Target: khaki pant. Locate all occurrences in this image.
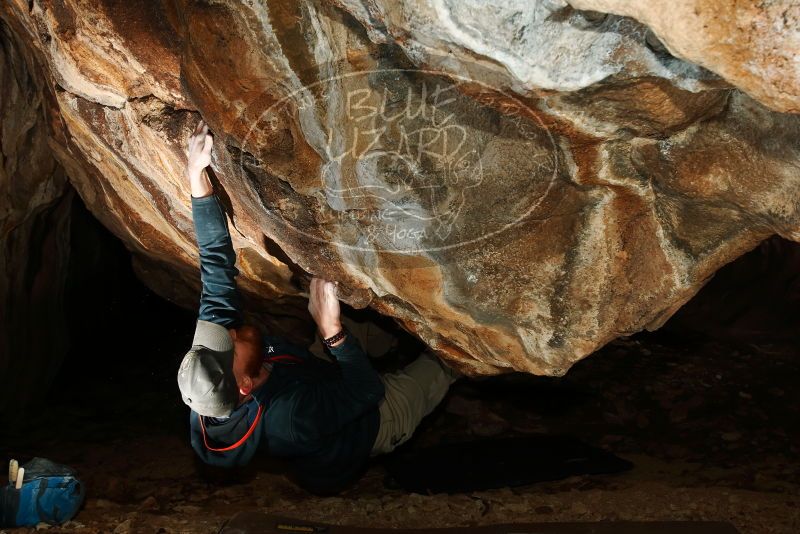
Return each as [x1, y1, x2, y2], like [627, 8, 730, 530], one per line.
[371, 353, 459, 455]
[309, 315, 459, 455]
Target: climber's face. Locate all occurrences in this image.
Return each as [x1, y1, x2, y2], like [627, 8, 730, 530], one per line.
[229, 325, 268, 398]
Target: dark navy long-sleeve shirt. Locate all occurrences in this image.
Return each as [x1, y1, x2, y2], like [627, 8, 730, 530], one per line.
[187, 194, 385, 494]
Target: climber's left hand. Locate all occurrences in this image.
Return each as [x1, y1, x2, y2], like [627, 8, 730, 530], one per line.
[187, 119, 214, 197]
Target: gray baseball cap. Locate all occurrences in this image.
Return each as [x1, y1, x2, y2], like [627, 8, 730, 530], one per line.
[177, 320, 239, 417]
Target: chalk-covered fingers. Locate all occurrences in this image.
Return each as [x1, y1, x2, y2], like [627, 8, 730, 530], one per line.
[308, 277, 342, 340]
[187, 119, 213, 180]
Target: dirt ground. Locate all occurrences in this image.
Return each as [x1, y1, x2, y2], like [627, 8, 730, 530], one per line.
[2, 327, 798, 534]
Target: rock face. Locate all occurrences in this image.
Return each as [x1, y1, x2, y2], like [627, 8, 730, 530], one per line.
[566, 0, 800, 114]
[1, 0, 799, 376]
[0, 18, 72, 413]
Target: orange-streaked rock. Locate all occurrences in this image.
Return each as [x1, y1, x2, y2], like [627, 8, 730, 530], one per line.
[1, 0, 798, 376]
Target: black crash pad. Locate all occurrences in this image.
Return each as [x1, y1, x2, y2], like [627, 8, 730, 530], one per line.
[219, 513, 740, 534]
[382, 434, 633, 494]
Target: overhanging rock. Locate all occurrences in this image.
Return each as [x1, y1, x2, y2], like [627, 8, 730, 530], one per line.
[1, 0, 798, 375]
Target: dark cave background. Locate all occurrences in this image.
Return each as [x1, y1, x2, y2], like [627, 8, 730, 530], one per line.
[0, 187, 195, 447]
[1, 186, 799, 499]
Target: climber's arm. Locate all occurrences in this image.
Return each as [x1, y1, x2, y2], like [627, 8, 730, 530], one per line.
[187, 120, 242, 328]
[265, 278, 384, 442]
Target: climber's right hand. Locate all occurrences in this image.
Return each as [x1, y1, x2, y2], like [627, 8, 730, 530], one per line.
[308, 277, 344, 346]
[187, 119, 214, 197]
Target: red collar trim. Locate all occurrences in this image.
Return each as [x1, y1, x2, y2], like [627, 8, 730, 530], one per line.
[200, 403, 264, 452]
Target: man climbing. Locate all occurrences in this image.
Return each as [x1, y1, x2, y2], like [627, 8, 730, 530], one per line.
[177, 120, 460, 494]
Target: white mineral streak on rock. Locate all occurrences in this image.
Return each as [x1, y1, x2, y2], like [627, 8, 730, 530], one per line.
[49, 36, 126, 109]
[432, 0, 622, 90]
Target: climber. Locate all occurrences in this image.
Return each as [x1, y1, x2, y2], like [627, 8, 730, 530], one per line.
[177, 119, 460, 494]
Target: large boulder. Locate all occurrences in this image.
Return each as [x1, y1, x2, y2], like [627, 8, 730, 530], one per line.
[1, 0, 798, 376]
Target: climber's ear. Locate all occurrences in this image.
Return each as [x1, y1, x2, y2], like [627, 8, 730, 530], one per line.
[238, 375, 253, 396]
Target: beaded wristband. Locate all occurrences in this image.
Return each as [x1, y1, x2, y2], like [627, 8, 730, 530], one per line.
[322, 329, 347, 347]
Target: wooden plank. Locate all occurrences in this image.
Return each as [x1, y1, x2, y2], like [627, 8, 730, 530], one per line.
[220, 513, 740, 534]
